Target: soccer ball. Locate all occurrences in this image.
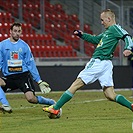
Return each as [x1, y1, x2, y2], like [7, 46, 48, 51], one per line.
[48, 108, 62, 119]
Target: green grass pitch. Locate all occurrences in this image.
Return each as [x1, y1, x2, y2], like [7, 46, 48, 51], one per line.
[0, 90, 133, 133]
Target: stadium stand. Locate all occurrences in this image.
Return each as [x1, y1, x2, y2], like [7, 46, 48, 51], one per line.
[0, 0, 122, 58]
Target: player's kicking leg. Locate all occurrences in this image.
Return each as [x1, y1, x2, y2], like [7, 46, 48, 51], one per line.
[43, 89, 73, 114]
[43, 78, 84, 114]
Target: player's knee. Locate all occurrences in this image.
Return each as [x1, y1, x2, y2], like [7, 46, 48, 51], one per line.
[27, 97, 37, 104]
[25, 92, 38, 104]
[0, 78, 6, 86]
[103, 86, 116, 101]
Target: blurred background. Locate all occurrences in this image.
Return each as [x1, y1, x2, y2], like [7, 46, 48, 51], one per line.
[0, 0, 132, 90]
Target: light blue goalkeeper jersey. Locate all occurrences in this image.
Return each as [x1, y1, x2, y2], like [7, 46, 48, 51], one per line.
[0, 38, 41, 82]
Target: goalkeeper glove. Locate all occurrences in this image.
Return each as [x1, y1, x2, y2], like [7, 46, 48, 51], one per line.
[73, 30, 83, 37]
[38, 81, 51, 94]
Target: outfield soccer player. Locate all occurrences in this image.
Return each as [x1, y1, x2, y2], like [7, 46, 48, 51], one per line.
[43, 9, 133, 115]
[0, 22, 55, 113]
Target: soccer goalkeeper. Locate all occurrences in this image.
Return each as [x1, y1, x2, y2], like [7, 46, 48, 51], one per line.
[43, 9, 133, 115]
[0, 22, 55, 113]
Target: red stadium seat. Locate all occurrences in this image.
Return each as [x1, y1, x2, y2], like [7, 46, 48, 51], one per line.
[84, 42, 95, 56]
[0, 0, 93, 57]
[22, 23, 35, 34]
[64, 35, 80, 50]
[114, 45, 120, 57]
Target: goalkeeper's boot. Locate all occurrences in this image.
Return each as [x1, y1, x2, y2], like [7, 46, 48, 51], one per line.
[43, 105, 60, 115]
[0, 104, 12, 114]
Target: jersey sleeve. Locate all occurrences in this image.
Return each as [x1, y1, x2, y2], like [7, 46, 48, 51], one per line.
[81, 33, 103, 45]
[24, 45, 41, 82]
[113, 25, 133, 50]
[123, 36, 133, 50]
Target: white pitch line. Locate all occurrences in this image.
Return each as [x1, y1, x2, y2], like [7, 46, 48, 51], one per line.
[69, 98, 107, 104]
[7, 94, 132, 110]
[13, 105, 37, 110]
[11, 99, 107, 110]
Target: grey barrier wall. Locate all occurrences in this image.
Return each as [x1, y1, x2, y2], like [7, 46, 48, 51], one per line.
[4, 66, 132, 93]
[37, 66, 132, 91]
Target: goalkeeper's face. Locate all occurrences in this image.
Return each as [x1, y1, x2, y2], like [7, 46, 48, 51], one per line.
[10, 26, 22, 42]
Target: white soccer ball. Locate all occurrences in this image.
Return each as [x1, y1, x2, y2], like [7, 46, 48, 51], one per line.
[48, 108, 62, 119]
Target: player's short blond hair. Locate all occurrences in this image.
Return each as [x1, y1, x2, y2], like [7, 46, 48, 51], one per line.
[101, 9, 115, 19]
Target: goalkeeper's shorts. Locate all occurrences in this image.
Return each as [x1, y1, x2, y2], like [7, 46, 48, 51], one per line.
[1, 71, 36, 94]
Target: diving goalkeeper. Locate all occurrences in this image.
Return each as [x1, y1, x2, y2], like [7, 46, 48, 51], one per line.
[0, 22, 55, 113]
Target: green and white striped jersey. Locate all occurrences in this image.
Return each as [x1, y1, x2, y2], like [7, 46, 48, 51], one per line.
[81, 24, 133, 60]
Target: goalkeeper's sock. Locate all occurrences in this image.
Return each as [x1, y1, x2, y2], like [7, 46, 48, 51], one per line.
[37, 96, 55, 105]
[0, 87, 10, 106]
[53, 90, 73, 110]
[115, 94, 132, 110]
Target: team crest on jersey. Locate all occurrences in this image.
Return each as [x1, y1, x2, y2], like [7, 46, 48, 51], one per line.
[11, 51, 19, 60]
[97, 39, 103, 47]
[8, 51, 22, 72]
